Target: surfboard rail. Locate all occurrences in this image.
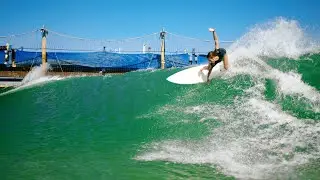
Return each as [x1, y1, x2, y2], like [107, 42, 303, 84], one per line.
[166, 64, 223, 84]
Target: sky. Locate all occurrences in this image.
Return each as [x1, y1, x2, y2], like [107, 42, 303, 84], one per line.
[1, 0, 320, 41]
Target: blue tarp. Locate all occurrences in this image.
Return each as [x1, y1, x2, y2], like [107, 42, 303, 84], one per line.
[0, 51, 208, 69]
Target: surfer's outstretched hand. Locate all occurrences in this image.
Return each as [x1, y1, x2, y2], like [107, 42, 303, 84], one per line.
[209, 28, 215, 32]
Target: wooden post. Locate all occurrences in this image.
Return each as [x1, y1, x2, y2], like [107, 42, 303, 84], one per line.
[41, 26, 48, 68]
[160, 29, 166, 69]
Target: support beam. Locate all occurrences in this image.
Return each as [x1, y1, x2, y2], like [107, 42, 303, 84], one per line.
[41, 26, 48, 67]
[160, 29, 166, 69]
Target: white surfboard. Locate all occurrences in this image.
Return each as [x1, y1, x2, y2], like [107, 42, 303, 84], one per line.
[167, 64, 223, 84]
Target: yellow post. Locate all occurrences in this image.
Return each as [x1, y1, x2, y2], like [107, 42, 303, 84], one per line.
[160, 29, 166, 69]
[41, 26, 48, 68]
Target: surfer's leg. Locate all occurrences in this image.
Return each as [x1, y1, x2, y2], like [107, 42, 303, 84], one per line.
[223, 54, 229, 70]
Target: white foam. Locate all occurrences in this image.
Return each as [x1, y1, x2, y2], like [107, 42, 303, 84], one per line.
[228, 17, 318, 59]
[225, 17, 320, 111]
[136, 97, 320, 179]
[0, 76, 64, 96]
[20, 76, 64, 88]
[0, 64, 64, 96]
[21, 64, 50, 84]
[265, 70, 320, 112]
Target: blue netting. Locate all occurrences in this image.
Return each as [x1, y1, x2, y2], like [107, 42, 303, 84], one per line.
[0, 51, 209, 70]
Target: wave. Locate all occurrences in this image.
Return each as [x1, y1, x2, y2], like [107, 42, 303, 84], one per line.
[136, 18, 320, 179]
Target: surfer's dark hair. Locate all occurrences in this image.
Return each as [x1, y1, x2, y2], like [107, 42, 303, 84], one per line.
[207, 51, 217, 59]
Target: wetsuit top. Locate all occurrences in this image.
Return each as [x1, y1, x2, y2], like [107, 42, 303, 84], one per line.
[215, 48, 227, 61]
[209, 48, 227, 66]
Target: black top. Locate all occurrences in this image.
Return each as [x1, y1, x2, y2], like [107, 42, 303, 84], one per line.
[215, 48, 227, 61]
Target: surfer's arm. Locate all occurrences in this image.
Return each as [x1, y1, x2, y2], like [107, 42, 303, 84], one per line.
[209, 28, 219, 50]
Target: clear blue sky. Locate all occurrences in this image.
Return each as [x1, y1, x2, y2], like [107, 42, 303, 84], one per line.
[2, 0, 320, 41]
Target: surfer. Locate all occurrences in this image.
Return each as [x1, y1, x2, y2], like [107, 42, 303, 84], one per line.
[200, 28, 229, 83]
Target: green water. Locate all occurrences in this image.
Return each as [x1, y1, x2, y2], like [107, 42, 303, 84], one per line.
[0, 54, 319, 180]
